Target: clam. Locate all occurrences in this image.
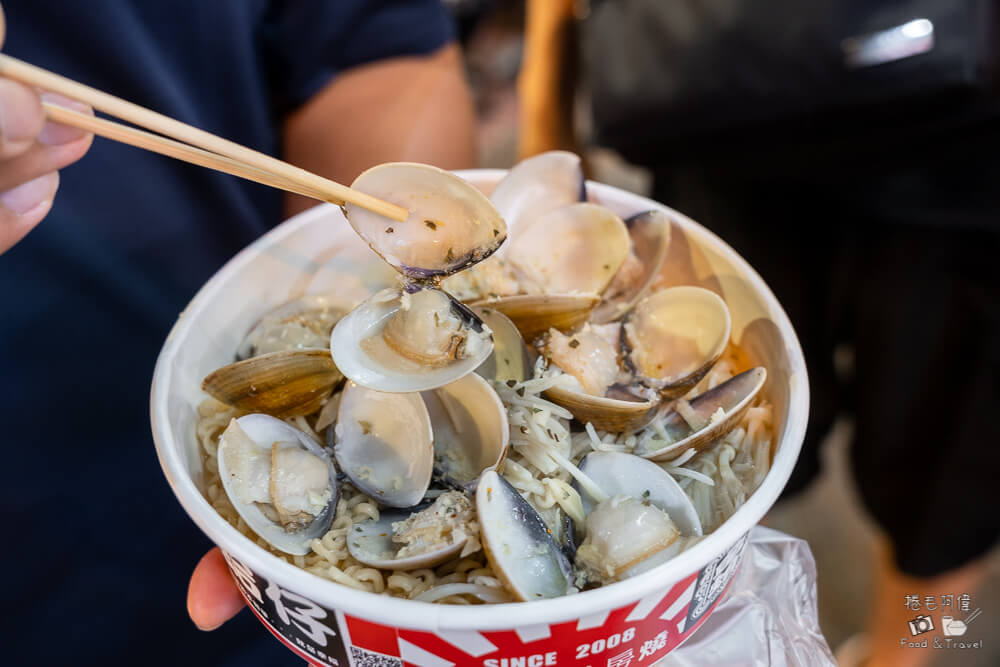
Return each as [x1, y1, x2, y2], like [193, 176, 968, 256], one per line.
[330, 285, 493, 393]
[577, 452, 702, 535]
[347, 491, 477, 570]
[333, 382, 434, 507]
[506, 203, 630, 296]
[541, 324, 657, 433]
[344, 162, 507, 279]
[473, 306, 532, 383]
[217, 414, 338, 556]
[537, 286, 733, 431]
[636, 367, 767, 461]
[489, 150, 584, 245]
[477, 470, 573, 600]
[622, 286, 732, 399]
[237, 294, 355, 360]
[460, 203, 629, 340]
[423, 373, 510, 491]
[202, 349, 343, 418]
[471, 293, 599, 343]
[573, 452, 702, 583]
[590, 210, 672, 324]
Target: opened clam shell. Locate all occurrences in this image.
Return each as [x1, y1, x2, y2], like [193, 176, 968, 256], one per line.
[622, 286, 732, 399]
[218, 414, 338, 556]
[345, 163, 507, 278]
[591, 210, 672, 324]
[507, 203, 630, 297]
[330, 286, 493, 393]
[333, 382, 434, 508]
[470, 293, 598, 341]
[577, 452, 702, 536]
[636, 367, 767, 460]
[572, 453, 701, 582]
[236, 294, 355, 360]
[477, 470, 573, 601]
[202, 349, 343, 418]
[490, 150, 584, 247]
[423, 373, 510, 491]
[473, 306, 532, 383]
[347, 492, 475, 571]
[539, 325, 657, 433]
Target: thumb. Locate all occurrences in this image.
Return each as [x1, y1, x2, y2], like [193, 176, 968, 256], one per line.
[187, 547, 247, 631]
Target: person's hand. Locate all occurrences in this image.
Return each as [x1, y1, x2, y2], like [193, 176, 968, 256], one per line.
[188, 547, 247, 631]
[0, 4, 93, 254]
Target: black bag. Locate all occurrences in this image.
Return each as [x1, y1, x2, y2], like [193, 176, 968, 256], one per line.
[581, 0, 1000, 160]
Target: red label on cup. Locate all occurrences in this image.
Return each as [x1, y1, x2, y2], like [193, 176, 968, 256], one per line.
[226, 532, 749, 667]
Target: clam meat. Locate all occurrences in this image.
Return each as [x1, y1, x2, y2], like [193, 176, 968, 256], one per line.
[572, 452, 702, 584]
[622, 286, 731, 399]
[330, 286, 493, 393]
[348, 491, 479, 570]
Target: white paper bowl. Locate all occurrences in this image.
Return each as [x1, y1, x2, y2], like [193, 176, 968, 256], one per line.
[151, 170, 808, 666]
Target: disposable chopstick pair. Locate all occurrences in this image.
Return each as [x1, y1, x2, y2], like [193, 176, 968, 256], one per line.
[0, 54, 409, 221]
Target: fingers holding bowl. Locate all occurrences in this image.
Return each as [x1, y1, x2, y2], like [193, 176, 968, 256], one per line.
[187, 547, 247, 632]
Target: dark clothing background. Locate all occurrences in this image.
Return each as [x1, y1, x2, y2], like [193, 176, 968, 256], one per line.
[0, 1, 452, 664]
[585, 0, 1000, 577]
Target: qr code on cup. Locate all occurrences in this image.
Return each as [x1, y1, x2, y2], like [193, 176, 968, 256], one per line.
[349, 646, 403, 667]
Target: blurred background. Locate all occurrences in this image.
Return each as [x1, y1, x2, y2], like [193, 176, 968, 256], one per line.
[446, 0, 999, 665]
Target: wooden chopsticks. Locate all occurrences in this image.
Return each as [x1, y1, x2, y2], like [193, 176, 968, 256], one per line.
[0, 54, 409, 221]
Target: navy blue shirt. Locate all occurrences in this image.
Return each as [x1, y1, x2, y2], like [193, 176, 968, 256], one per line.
[0, 2, 452, 664]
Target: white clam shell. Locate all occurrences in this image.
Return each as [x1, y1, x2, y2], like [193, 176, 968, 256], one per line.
[217, 414, 338, 556]
[345, 162, 507, 278]
[346, 505, 467, 571]
[477, 470, 573, 601]
[423, 373, 510, 491]
[577, 451, 702, 537]
[333, 382, 433, 508]
[508, 203, 630, 297]
[490, 151, 584, 250]
[623, 286, 732, 398]
[330, 286, 494, 393]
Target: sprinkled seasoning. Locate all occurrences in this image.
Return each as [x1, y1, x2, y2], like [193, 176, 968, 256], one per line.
[424, 220, 438, 230]
[569, 339, 580, 348]
[385, 227, 394, 233]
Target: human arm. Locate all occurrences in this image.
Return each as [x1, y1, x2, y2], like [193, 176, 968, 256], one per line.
[282, 43, 476, 217]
